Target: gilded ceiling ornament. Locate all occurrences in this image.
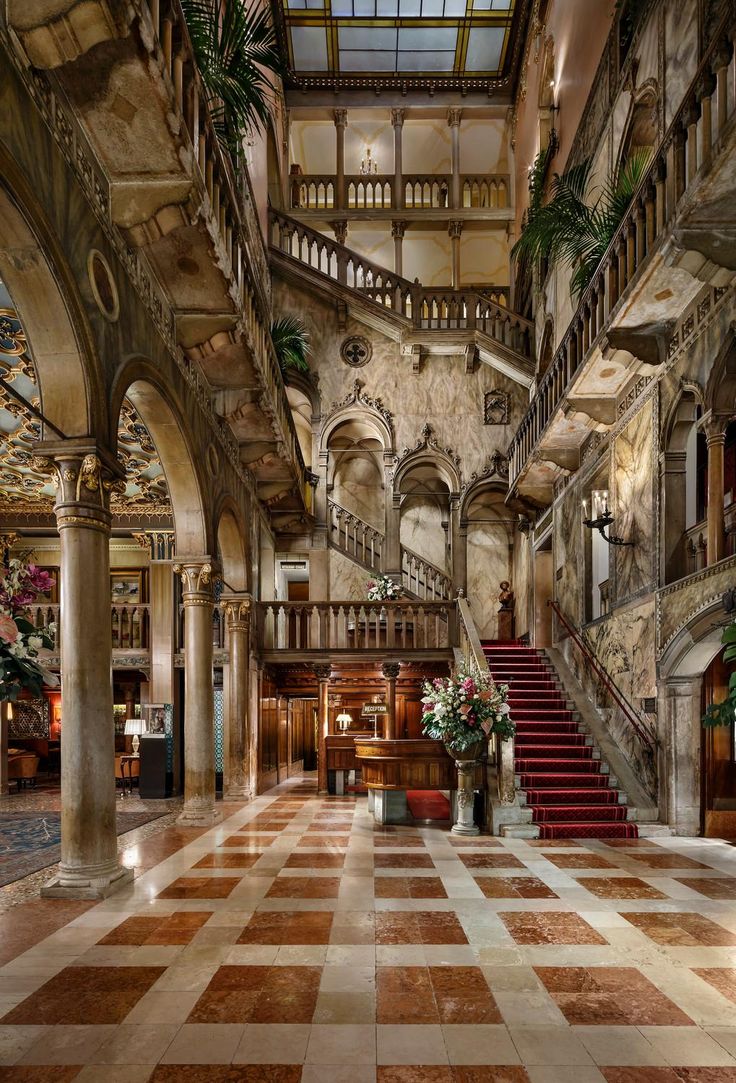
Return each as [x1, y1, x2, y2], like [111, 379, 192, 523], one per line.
[0, 309, 27, 356]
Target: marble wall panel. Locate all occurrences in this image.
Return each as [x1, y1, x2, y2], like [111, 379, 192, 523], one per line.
[664, 1, 699, 130]
[400, 496, 449, 572]
[330, 547, 371, 601]
[554, 483, 583, 625]
[467, 521, 512, 639]
[614, 399, 655, 600]
[332, 450, 385, 530]
[273, 277, 528, 485]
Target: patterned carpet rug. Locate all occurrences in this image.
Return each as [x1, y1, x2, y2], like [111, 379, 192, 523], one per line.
[0, 807, 169, 887]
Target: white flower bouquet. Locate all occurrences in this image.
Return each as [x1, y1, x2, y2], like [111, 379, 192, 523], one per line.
[366, 575, 402, 601]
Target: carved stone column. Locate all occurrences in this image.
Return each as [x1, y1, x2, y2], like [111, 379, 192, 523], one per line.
[706, 422, 726, 565]
[382, 661, 401, 741]
[334, 108, 348, 211]
[315, 664, 332, 794]
[174, 559, 221, 826]
[391, 107, 405, 210]
[449, 220, 463, 289]
[392, 220, 406, 277]
[35, 443, 133, 899]
[224, 595, 252, 800]
[447, 108, 462, 210]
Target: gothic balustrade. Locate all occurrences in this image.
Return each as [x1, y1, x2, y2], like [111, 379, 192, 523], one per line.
[289, 172, 509, 213]
[258, 601, 452, 653]
[25, 603, 151, 652]
[508, 13, 736, 494]
[400, 549, 452, 602]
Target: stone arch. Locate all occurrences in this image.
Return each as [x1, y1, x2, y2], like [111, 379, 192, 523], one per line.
[618, 81, 659, 169]
[215, 498, 249, 593]
[319, 379, 394, 458]
[0, 166, 102, 439]
[661, 383, 707, 584]
[393, 425, 462, 498]
[110, 360, 210, 555]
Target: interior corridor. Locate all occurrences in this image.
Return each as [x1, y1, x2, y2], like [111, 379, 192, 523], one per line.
[1, 781, 736, 1079]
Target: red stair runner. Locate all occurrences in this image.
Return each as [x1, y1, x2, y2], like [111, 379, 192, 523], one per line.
[483, 643, 638, 840]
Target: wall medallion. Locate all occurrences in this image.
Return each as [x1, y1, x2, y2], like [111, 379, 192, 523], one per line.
[484, 390, 509, 425]
[87, 249, 120, 322]
[340, 335, 372, 368]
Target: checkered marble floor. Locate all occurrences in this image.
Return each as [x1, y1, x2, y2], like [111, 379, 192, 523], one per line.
[1, 778, 736, 1082]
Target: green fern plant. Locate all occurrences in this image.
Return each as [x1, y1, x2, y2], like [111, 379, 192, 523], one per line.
[271, 316, 311, 375]
[702, 621, 736, 727]
[512, 149, 651, 301]
[181, 0, 284, 152]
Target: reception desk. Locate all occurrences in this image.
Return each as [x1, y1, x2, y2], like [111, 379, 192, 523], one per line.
[354, 738, 485, 823]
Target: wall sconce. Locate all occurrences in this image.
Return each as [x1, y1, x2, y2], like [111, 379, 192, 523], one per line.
[336, 712, 353, 732]
[582, 489, 633, 547]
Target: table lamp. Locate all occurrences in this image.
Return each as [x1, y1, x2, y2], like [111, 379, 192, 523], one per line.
[336, 712, 352, 732]
[124, 717, 147, 755]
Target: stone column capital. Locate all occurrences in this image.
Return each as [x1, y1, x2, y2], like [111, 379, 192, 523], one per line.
[382, 661, 401, 680]
[333, 108, 348, 128]
[314, 664, 333, 682]
[705, 417, 728, 444]
[223, 595, 252, 628]
[33, 439, 124, 532]
[331, 219, 348, 245]
[390, 108, 406, 128]
[173, 558, 217, 600]
[448, 220, 463, 239]
[447, 107, 463, 128]
[391, 220, 407, 238]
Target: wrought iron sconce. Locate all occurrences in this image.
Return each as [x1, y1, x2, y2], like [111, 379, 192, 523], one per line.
[582, 489, 634, 547]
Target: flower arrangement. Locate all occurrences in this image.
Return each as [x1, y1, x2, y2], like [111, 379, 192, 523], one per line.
[421, 666, 514, 753]
[0, 559, 58, 701]
[366, 574, 402, 601]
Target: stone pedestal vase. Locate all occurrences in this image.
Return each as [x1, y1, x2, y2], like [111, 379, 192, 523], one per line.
[447, 739, 483, 836]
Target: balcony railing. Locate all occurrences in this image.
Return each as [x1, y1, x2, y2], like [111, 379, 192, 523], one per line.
[270, 210, 531, 358]
[26, 603, 151, 651]
[290, 172, 510, 213]
[508, 12, 736, 490]
[258, 601, 453, 652]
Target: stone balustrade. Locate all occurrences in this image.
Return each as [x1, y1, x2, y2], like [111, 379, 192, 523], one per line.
[270, 209, 531, 359]
[508, 11, 736, 494]
[258, 601, 453, 653]
[26, 603, 151, 651]
[290, 172, 509, 213]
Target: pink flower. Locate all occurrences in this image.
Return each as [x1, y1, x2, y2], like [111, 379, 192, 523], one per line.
[460, 704, 471, 716]
[28, 565, 55, 593]
[0, 614, 19, 643]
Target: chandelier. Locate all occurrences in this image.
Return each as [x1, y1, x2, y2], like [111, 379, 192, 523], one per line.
[360, 147, 378, 175]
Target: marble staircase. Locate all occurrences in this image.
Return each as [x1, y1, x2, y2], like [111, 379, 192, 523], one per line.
[484, 643, 639, 840]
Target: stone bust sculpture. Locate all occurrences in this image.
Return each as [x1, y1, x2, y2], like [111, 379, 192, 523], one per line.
[498, 580, 514, 611]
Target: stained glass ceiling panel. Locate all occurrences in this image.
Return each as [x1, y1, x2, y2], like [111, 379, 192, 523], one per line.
[274, 0, 529, 89]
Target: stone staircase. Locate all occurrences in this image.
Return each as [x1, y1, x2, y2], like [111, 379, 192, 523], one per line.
[484, 643, 639, 840]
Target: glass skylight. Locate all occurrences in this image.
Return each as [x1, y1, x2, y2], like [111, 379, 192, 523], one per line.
[278, 0, 519, 80]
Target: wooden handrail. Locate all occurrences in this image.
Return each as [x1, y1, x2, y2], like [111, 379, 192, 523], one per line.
[548, 600, 656, 752]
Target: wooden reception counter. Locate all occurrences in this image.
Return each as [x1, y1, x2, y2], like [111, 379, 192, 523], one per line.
[354, 738, 485, 791]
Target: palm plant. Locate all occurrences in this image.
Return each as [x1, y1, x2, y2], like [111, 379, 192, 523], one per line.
[512, 149, 651, 301]
[271, 316, 311, 376]
[181, 0, 284, 153]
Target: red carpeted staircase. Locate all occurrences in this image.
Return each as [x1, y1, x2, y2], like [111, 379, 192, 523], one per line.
[483, 642, 638, 840]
